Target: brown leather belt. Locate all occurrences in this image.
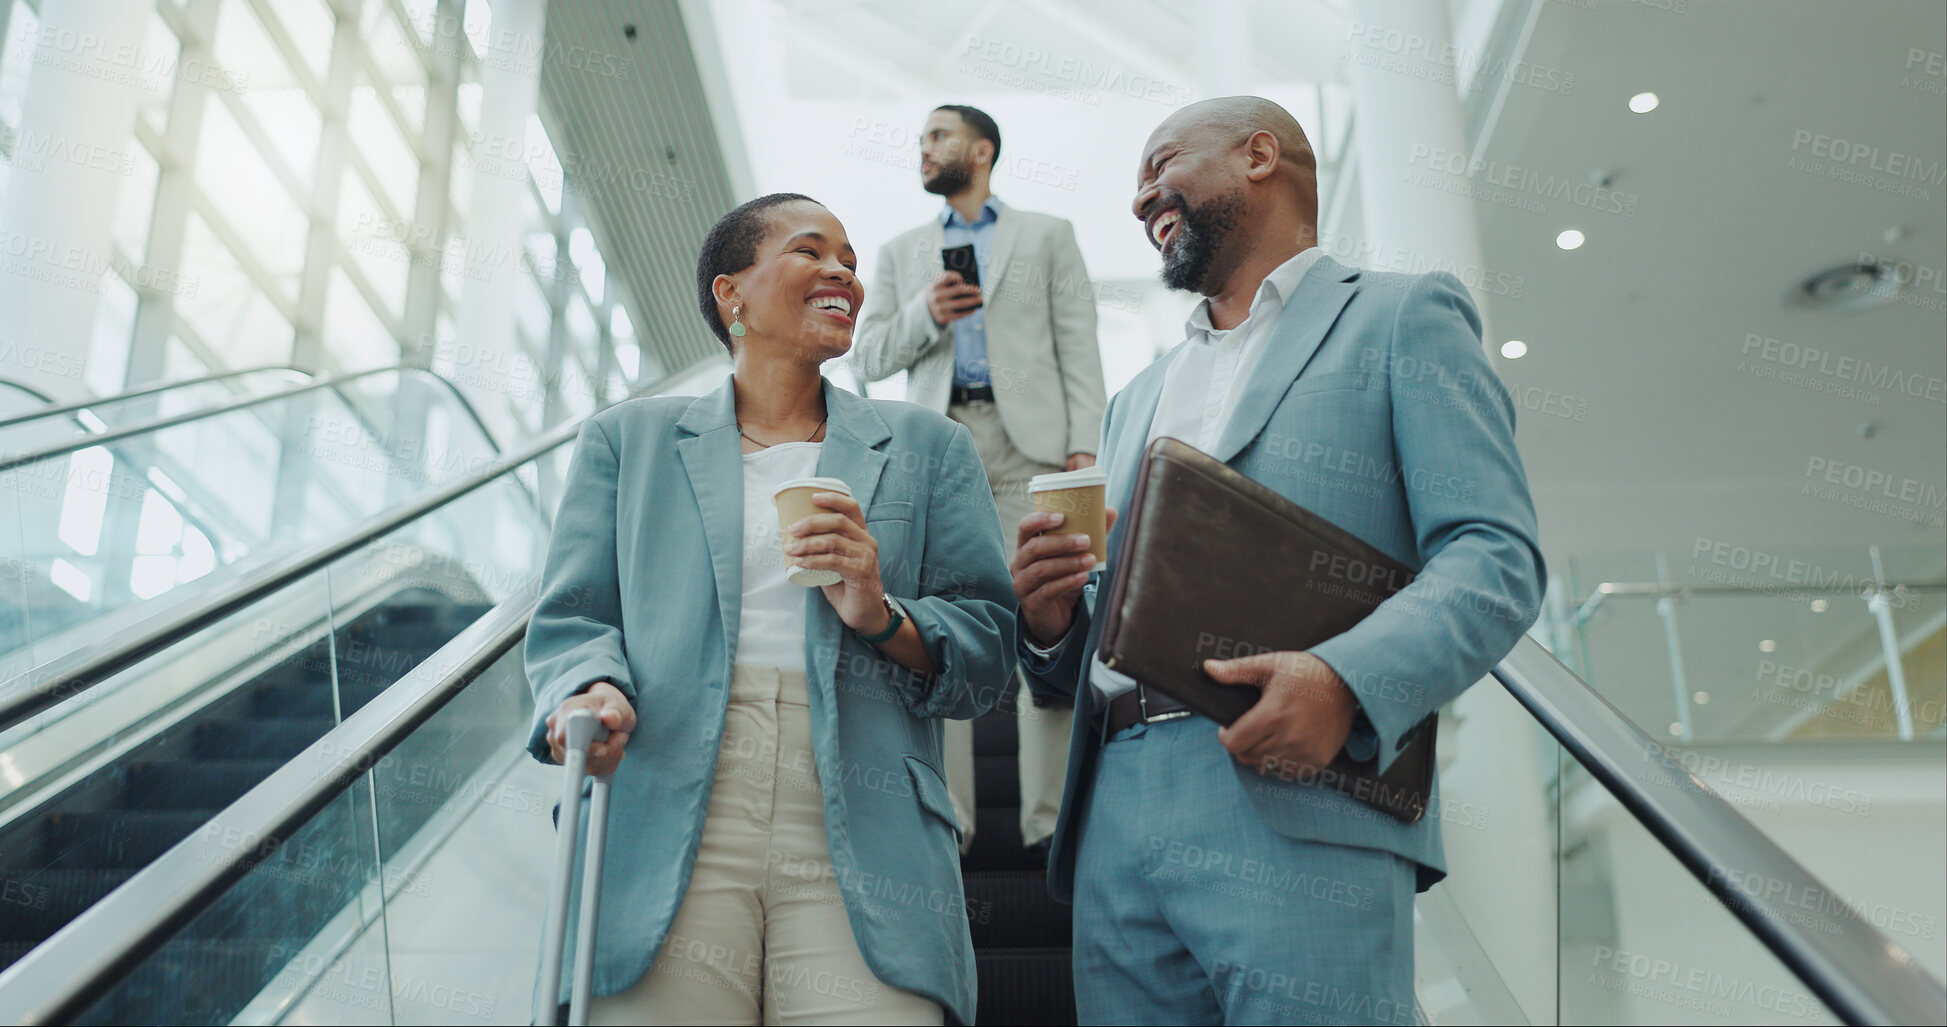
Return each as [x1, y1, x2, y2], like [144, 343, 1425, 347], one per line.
[1101, 685, 1193, 737]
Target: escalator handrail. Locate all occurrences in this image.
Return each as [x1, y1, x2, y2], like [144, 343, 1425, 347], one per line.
[1493, 634, 1947, 1027]
[0, 366, 399, 475]
[0, 364, 311, 431]
[0, 365, 694, 735]
[0, 595, 536, 1025]
[0, 363, 511, 476]
[0, 378, 57, 405]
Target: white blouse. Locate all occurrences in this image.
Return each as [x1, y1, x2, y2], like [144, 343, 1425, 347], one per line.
[736, 442, 824, 672]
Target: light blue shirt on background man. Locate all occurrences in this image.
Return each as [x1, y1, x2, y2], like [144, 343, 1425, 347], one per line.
[941, 197, 1002, 388]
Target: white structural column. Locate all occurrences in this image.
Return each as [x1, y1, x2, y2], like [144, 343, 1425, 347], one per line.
[452, 0, 547, 434]
[1344, 0, 1492, 332]
[0, 0, 157, 400]
[1346, 4, 1539, 1018]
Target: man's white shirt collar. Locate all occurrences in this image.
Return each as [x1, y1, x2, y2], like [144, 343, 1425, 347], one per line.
[1183, 246, 1325, 343]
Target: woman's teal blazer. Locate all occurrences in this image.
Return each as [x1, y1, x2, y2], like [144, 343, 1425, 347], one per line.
[525, 373, 1017, 1024]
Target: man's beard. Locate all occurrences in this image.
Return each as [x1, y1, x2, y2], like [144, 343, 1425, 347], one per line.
[1158, 189, 1245, 294]
[923, 157, 974, 196]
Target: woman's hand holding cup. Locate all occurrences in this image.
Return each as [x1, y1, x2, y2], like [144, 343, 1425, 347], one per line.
[546, 681, 635, 776]
[784, 491, 890, 635]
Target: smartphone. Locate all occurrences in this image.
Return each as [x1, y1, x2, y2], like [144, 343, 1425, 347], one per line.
[941, 244, 981, 290]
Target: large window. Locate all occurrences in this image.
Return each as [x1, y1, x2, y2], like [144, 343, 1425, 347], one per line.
[0, 0, 646, 428]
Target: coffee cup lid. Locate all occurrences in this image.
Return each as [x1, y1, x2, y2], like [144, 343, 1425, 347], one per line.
[774, 476, 852, 499]
[1028, 466, 1108, 492]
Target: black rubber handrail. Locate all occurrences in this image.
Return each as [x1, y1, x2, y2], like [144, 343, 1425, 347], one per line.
[1493, 635, 1947, 1026]
[0, 365, 310, 431]
[0, 366, 692, 735]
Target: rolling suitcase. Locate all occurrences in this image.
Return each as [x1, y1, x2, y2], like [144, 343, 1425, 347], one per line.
[535, 709, 613, 1026]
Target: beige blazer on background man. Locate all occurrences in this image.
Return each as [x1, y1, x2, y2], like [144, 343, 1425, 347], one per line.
[852, 210, 1106, 465]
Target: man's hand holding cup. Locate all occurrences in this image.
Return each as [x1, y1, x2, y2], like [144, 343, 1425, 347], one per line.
[1011, 507, 1117, 647]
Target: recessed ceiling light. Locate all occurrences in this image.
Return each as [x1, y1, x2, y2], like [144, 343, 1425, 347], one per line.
[1629, 91, 1659, 114]
[1758, 639, 1777, 653]
[1668, 721, 1685, 737]
[1810, 598, 1829, 613]
[1500, 340, 1528, 359]
[1785, 261, 1899, 312]
[1693, 691, 1710, 705]
[1556, 229, 1585, 250]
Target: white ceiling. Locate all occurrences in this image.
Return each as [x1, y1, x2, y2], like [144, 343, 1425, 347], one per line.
[1475, 0, 1947, 566]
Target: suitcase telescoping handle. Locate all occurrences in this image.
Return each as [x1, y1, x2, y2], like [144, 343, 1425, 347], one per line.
[537, 708, 613, 1026]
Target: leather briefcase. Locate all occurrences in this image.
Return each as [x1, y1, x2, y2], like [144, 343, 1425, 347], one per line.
[1098, 437, 1437, 823]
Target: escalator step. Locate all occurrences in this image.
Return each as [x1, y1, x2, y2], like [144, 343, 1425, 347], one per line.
[965, 871, 1070, 948]
[191, 717, 335, 760]
[118, 759, 286, 809]
[243, 648, 333, 693]
[963, 806, 1036, 873]
[40, 810, 217, 869]
[973, 706, 1020, 758]
[0, 868, 135, 943]
[70, 938, 293, 1025]
[975, 948, 1076, 1027]
[246, 679, 337, 718]
[974, 753, 1021, 808]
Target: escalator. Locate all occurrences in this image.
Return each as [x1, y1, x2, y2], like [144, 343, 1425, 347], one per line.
[0, 366, 313, 456]
[0, 588, 491, 983]
[0, 361, 588, 1004]
[964, 700, 1076, 1024]
[0, 363, 522, 683]
[0, 362, 1941, 1025]
[0, 368, 313, 656]
[0, 359, 719, 1023]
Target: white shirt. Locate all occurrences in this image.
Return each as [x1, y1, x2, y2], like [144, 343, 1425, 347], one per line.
[1090, 247, 1325, 701]
[737, 442, 824, 672]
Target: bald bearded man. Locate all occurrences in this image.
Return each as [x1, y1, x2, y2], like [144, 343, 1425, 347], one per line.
[1008, 97, 1544, 1025]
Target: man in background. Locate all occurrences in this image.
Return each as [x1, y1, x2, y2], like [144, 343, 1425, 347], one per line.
[854, 104, 1107, 859]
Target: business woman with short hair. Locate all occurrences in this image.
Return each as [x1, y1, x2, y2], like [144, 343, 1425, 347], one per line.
[526, 193, 1016, 1025]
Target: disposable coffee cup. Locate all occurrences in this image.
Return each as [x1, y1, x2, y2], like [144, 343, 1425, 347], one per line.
[774, 476, 853, 587]
[1029, 467, 1109, 571]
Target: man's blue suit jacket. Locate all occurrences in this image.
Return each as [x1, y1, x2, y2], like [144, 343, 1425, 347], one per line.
[1023, 255, 1546, 900]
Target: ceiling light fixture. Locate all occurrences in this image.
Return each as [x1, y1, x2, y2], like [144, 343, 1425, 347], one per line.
[1785, 261, 1900, 312]
[1758, 639, 1777, 653]
[1629, 91, 1659, 114]
[1556, 229, 1585, 250]
[1500, 340, 1528, 359]
[1810, 599, 1829, 613]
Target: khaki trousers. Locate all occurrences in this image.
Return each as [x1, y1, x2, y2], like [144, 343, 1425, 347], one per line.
[590, 666, 942, 1026]
[945, 400, 1076, 850]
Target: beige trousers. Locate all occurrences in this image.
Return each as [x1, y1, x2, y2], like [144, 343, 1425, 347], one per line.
[945, 400, 1076, 850]
[590, 666, 942, 1026]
